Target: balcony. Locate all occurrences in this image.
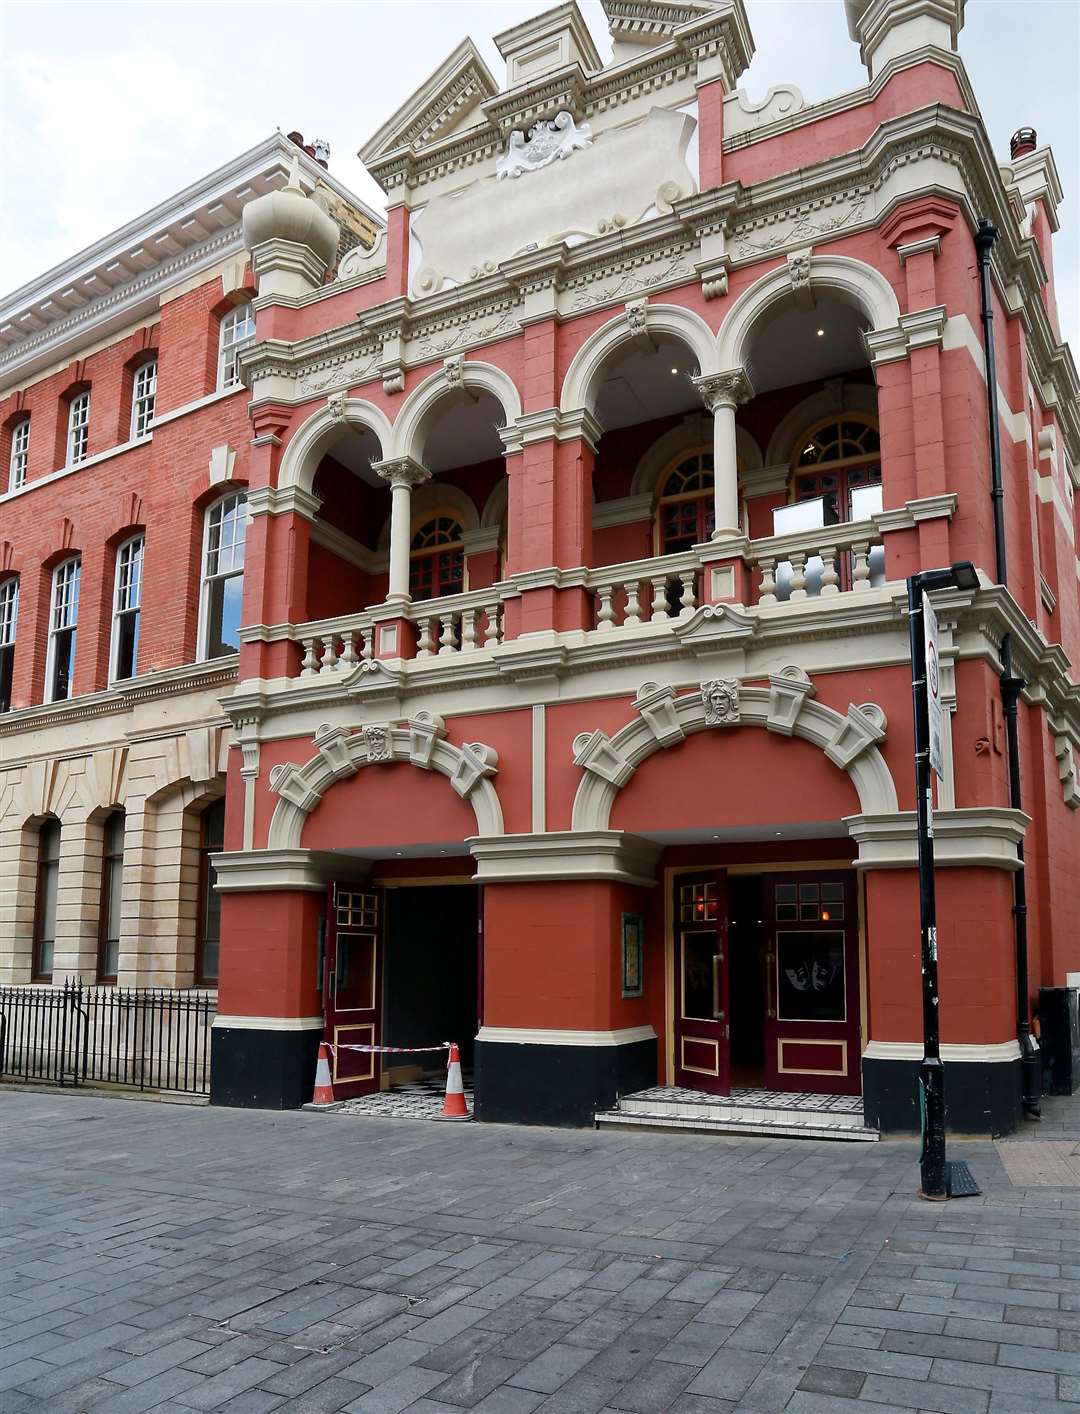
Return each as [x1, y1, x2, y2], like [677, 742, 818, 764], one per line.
[272, 493, 953, 684]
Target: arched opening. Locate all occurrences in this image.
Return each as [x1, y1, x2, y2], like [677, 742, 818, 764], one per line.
[408, 388, 506, 590]
[306, 420, 387, 620]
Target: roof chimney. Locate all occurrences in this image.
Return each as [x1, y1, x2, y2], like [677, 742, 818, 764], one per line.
[1010, 127, 1037, 159]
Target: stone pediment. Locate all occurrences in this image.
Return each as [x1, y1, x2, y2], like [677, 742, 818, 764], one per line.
[359, 40, 499, 165]
[411, 105, 696, 296]
[673, 601, 756, 652]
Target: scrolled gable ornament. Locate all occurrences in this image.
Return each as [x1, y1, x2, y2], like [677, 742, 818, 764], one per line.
[496, 111, 593, 181]
[701, 678, 740, 727]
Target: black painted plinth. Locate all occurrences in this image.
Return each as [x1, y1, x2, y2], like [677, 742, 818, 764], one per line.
[210, 1026, 321, 1110]
[474, 1037, 657, 1127]
[863, 1055, 1022, 1136]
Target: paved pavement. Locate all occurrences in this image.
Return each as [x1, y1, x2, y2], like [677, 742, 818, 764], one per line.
[1, 1090, 1080, 1414]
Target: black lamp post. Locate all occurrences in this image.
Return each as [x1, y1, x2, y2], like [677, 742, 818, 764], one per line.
[907, 561, 979, 1201]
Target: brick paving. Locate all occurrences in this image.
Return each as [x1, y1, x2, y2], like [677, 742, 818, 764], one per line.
[1, 1090, 1080, 1413]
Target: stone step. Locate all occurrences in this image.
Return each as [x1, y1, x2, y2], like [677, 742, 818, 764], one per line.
[595, 1099, 879, 1142]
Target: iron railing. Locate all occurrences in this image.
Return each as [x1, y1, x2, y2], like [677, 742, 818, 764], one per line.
[0, 981, 214, 1095]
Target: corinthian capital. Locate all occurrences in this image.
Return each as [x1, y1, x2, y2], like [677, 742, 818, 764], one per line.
[692, 367, 754, 411]
[372, 456, 431, 491]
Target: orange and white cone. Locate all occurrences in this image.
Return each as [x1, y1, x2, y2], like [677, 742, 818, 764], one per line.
[438, 1043, 471, 1121]
[304, 1041, 339, 1109]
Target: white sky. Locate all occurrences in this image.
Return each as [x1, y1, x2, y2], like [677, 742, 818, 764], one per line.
[0, 0, 1076, 346]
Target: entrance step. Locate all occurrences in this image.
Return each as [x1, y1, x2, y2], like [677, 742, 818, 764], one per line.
[595, 1085, 879, 1141]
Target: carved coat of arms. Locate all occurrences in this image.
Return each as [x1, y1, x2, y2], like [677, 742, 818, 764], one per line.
[496, 111, 593, 180]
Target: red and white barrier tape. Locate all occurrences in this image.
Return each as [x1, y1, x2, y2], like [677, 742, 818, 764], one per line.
[326, 1041, 452, 1055]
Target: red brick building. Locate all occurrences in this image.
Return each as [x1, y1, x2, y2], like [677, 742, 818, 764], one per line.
[3, 0, 1079, 1136]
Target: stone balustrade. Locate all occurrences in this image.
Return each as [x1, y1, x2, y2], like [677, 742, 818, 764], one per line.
[586, 553, 700, 631]
[747, 520, 887, 605]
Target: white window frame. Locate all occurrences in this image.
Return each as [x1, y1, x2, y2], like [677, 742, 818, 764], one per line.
[45, 557, 80, 703]
[130, 361, 157, 440]
[198, 493, 248, 660]
[8, 418, 29, 491]
[218, 304, 255, 391]
[110, 536, 144, 682]
[0, 576, 18, 713]
[66, 391, 90, 466]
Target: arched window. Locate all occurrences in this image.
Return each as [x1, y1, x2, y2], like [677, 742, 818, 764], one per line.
[409, 515, 465, 601]
[8, 416, 29, 491]
[130, 360, 157, 439]
[0, 576, 17, 713]
[34, 819, 61, 981]
[97, 811, 125, 984]
[791, 415, 881, 524]
[197, 800, 225, 985]
[199, 493, 248, 659]
[218, 303, 255, 391]
[46, 556, 80, 703]
[111, 536, 143, 681]
[656, 449, 714, 555]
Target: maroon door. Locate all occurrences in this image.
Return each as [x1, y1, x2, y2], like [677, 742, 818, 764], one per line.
[673, 871, 731, 1095]
[323, 882, 383, 1099]
[764, 871, 861, 1095]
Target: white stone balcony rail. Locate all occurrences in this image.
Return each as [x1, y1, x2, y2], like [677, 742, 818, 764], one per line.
[586, 552, 700, 631]
[748, 518, 888, 604]
[409, 586, 505, 658]
[290, 585, 507, 677]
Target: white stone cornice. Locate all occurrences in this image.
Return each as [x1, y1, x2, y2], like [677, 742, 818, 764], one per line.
[863, 305, 946, 364]
[501, 406, 603, 455]
[846, 806, 1028, 871]
[896, 235, 942, 264]
[246, 484, 322, 522]
[469, 830, 661, 886]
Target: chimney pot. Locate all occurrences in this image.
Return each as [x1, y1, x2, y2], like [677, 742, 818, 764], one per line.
[1010, 127, 1037, 159]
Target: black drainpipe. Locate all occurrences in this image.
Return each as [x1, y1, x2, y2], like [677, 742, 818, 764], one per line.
[973, 217, 1041, 1120]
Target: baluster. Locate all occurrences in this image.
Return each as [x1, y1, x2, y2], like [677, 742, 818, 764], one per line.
[623, 580, 642, 628]
[788, 551, 809, 601]
[438, 613, 459, 655]
[339, 630, 359, 670]
[319, 635, 338, 673]
[461, 608, 478, 652]
[415, 616, 435, 658]
[360, 626, 374, 660]
[650, 576, 670, 622]
[596, 584, 615, 631]
[851, 542, 872, 591]
[484, 602, 501, 647]
[819, 546, 840, 597]
[757, 557, 778, 606]
[300, 637, 319, 677]
[679, 570, 697, 618]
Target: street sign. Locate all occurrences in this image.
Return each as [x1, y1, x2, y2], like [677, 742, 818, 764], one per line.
[923, 591, 943, 781]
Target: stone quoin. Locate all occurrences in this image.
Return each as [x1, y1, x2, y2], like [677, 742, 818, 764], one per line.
[1, 0, 1078, 1135]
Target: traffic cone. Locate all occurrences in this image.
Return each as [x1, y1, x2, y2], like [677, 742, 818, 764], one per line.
[303, 1041, 340, 1110]
[437, 1043, 471, 1121]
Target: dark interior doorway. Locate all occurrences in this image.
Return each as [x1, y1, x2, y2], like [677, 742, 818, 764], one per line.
[383, 885, 479, 1074]
[728, 874, 766, 1088]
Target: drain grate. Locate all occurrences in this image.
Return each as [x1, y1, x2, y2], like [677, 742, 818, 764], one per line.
[946, 1160, 981, 1198]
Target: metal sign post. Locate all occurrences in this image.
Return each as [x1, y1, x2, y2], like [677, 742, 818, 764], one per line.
[907, 562, 981, 1201]
[908, 576, 947, 1200]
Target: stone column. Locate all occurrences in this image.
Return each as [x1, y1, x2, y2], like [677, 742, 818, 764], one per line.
[374, 457, 431, 603]
[693, 369, 754, 541]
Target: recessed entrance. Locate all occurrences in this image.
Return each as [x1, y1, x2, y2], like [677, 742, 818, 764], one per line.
[323, 880, 479, 1099]
[672, 867, 861, 1098]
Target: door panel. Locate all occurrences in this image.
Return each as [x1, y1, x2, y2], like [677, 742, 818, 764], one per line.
[764, 872, 860, 1095]
[323, 883, 383, 1098]
[673, 872, 730, 1095]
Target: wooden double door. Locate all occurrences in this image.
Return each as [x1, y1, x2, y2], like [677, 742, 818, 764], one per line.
[673, 869, 861, 1096]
